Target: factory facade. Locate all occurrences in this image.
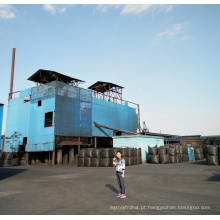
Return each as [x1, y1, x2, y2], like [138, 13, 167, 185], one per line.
[3, 69, 139, 165]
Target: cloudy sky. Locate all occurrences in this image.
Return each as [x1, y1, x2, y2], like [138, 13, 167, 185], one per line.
[0, 3, 220, 136]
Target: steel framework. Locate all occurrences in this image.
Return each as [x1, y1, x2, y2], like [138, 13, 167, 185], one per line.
[88, 81, 123, 104]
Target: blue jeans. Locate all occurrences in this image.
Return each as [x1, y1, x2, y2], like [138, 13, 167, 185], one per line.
[116, 171, 125, 194]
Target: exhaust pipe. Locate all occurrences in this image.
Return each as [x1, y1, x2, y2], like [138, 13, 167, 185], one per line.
[9, 48, 16, 101]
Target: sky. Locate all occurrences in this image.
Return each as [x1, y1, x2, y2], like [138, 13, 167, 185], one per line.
[0, 3, 220, 136]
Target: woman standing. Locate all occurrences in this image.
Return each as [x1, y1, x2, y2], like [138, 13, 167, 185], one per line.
[113, 150, 126, 198]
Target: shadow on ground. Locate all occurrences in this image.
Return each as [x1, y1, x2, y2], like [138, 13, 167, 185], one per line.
[0, 167, 28, 181]
[207, 173, 220, 182]
[189, 159, 207, 165]
[105, 184, 118, 194]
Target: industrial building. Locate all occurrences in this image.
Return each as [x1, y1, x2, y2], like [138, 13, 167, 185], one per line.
[4, 69, 140, 165]
[3, 50, 217, 166]
[180, 135, 220, 148]
[141, 132, 220, 148]
[113, 135, 164, 162]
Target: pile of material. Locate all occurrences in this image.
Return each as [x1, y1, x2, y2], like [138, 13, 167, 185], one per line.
[206, 145, 219, 166]
[148, 145, 190, 164]
[0, 152, 19, 167]
[194, 147, 205, 160]
[77, 147, 142, 167]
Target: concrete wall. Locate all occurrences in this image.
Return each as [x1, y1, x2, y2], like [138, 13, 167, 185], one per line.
[113, 135, 164, 162]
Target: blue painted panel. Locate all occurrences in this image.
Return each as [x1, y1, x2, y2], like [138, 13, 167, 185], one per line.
[27, 82, 55, 151]
[92, 98, 138, 137]
[55, 82, 92, 137]
[113, 135, 164, 162]
[27, 96, 55, 151]
[54, 82, 138, 137]
[0, 104, 4, 151]
[4, 84, 55, 152]
[4, 91, 31, 152]
[26, 143, 54, 152]
[187, 146, 193, 161]
[20, 88, 32, 97]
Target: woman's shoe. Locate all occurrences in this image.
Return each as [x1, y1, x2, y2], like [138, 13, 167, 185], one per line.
[117, 193, 122, 197]
[120, 194, 126, 198]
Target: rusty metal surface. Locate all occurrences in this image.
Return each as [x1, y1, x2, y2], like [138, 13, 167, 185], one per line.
[28, 69, 85, 86]
[55, 136, 92, 146]
[9, 48, 16, 101]
[88, 81, 123, 104]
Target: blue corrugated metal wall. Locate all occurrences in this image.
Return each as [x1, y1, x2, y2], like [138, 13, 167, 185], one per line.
[26, 82, 55, 152]
[0, 104, 4, 151]
[92, 98, 138, 137]
[4, 81, 138, 152]
[113, 135, 164, 162]
[54, 82, 138, 137]
[4, 89, 31, 152]
[55, 82, 92, 137]
[4, 83, 55, 152]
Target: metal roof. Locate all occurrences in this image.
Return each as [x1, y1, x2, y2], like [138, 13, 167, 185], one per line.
[200, 135, 220, 139]
[144, 132, 180, 137]
[27, 69, 85, 85]
[180, 135, 201, 137]
[88, 81, 124, 93]
[113, 134, 164, 139]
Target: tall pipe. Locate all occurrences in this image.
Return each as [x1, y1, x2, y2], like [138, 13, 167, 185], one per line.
[137, 104, 141, 133]
[9, 48, 16, 101]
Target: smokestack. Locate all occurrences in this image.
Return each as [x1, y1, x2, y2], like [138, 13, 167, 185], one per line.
[9, 48, 16, 101]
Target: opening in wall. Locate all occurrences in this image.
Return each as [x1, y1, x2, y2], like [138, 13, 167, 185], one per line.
[23, 137, 27, 145]
[18, 145, 25, 152]
[45, 112, 53, 127]
[114, 131, 122, 136]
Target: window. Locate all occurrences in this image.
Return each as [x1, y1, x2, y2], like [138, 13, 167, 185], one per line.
[23, 137, 27, 145]
[38, 100, 42, 106]
[44, 112, 53, 127]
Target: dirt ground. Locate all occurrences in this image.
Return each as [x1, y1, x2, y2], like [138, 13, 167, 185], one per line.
[0, 159, 220, 215]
